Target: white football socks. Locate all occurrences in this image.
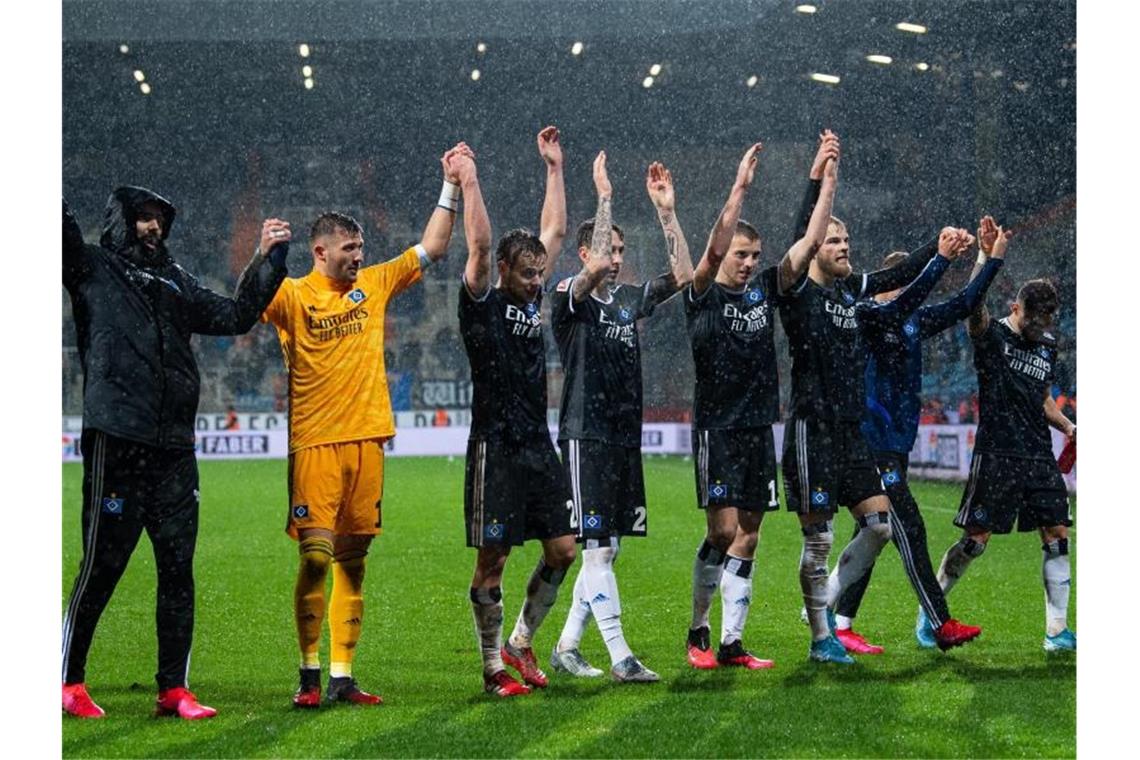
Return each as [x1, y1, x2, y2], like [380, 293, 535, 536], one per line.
[470, 587, 504, 676]
[509, 559, 566, 650]
[579, 543, 633, 665]
[827, 514, 892, 608]
[1042, 539, 1071, 636]
[937, 535, 987, 595]
[799, 524, 834, 642]
[556, 566, 592, 652]
[691, 541, 726, 631]
[720, 555, 754, 646]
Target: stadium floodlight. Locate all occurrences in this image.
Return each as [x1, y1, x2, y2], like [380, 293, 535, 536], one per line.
[914, 62, 930, 71]
[895, 22, 927, 34]
[642, 76, 654, 88]
[1014, 81, 1030, 92]
[476, 42, 487, 53]
[119, 44, 129, 54]
[304, 77, 314, 89]
[810, 72, 840, 85]
[299, 43, 310, 57]
[866, 54, 893, 65]
[571, 41, 584, 56]
[133, 70, 145, 82]
[471, 69, 481, 81]
[140, 82, 151, 95]
[649, 63, 662, 76]
[795, 4, 818, 13]
[746, 75, 758, 88]
[302, 65, 313, 77]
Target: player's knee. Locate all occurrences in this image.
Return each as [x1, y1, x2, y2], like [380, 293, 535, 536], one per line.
[1042, 537, 1069, 557]
[1041, 524, 1069, 544]
[706, 524, 736, 551]
[298, 536, 334, 580]
[800, 520, 833, 570]
[858, 511, 893, 545]
[583, 545, 616, 568]
[958, 535, 988, 559]
[547, 544, 576, 571]
[334, 552, 367, 585]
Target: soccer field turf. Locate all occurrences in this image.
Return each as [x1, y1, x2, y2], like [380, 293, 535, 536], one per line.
[61, 456, 1075, 758]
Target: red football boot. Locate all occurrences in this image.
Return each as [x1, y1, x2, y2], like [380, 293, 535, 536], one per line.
[686, 626, 718, 670]
[293, 668, 321, 709]
[716, 640, 775, 670]
[934, 619, 982, 651]
[62, 683, 105, 718]
[484, 669, 531, 698]
[836, 627, 885, 655]
[326, 676, 383, 705]
[155, 687, 217, 719]
[501, 642, 548, 688]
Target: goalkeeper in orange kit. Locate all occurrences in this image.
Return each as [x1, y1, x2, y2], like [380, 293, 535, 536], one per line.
[260, 143, 470, 707]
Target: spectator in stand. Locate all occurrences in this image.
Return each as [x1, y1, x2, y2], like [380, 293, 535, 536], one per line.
[223, 405, 239, 430]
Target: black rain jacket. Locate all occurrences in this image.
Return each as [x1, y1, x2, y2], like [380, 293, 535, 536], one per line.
[63, 186, 287, 449]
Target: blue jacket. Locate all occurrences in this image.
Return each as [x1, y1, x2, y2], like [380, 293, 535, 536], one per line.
[859, 256, 1004, 454]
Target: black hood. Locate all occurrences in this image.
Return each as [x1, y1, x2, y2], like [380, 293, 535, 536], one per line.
[100, 186, 177, 254]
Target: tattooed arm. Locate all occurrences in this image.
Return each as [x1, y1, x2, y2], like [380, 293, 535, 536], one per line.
[571, 150, 614, 302]
[693, 142, 762, 295]
[645, 161, 693, 305]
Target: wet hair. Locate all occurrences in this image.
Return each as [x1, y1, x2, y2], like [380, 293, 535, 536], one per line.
[881, 251, 909, 269]
[1016, 279, 1059, 316]
[495, 228, 547, 268]
[828, 216, 847, 230]
[310, 212, 363, 242]
[576, 218, 625, 251]
[735, 219, 761, 243]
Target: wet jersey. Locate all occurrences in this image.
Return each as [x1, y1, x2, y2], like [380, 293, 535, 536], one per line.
[779, 237, 938, 422]
[459, 279, 548, 442]
[971, 317, 1056, 460]
[550, 277, 660, 447]
[685, 265, 786, 429]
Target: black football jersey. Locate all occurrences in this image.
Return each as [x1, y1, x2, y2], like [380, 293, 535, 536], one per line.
[459, 280, 548, 441]
[685, 265, 783, 429]
[972, 317, 1056, 460]
[550, 277, 659, 447]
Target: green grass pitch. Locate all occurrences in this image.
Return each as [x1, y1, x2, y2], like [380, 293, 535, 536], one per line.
[62, 456, 1075, 758]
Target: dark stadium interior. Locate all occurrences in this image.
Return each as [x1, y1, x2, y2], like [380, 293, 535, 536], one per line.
[62, 0, 1076, 422]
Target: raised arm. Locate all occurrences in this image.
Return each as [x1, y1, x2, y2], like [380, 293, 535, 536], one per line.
[693, 142, 762, 295]
[861, 228, 970, 327]
[571, 151, 614, 302]
[190, 218, 290, 335]
[779, 145, 839, 293]
[453, 150, 493, 296]
[418, 142, 469, 263]
[536, 126, 567, 281]
[645, 161, 693, 305]
[791, 130, 838, 242]
[967, 216, 1013, 337]
[919, 218, 1006, 337]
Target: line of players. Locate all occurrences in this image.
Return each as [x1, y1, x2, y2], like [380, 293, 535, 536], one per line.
[452, 127, 1075, 697]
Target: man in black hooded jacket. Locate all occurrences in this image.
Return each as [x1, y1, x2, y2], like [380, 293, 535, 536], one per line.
[61, 187, 289, 719]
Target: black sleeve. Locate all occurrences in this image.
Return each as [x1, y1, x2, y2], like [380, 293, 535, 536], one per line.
[62, 198, 93, 289]
[859, 234, 939, 298]
[859, 254, 950, 328]
[792, 179, 822, 244]
[918, 258, 1005, 339]
[186, 247, 288, 335]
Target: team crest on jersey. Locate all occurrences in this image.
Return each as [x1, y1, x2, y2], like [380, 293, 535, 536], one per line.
[745, 287, 763, 304]
[1038, 346, 1050, 359]
[101, 496, 124, 515]
[811, 488, 830, 507]
[882, 470, 900, 486]
[841, 291, 855, 305]
[293, 504, 309, 519]
[903, 322, 917, 336]
[709, 483, 729, 500]
[973, 507, 987, 522]
[346, 288, 367, 304]
[618, 307, 633, 322]
[584, 513, 603, 530]
[525, 301, 538, 317]
[484, 522, 504, 540]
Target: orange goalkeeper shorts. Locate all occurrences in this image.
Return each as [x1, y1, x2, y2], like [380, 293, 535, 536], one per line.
[286, 438, 386, 538]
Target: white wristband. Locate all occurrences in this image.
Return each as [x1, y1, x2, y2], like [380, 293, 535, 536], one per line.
[438, 181, 460, 212]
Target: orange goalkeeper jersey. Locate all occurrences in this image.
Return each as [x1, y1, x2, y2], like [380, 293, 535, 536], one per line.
[261, 246, 423, 452]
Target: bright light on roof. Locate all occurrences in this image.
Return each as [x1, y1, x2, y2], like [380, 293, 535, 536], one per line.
[895, 22, 927, 34]
[795, 4, 818, 13]
[810, 72, 840, 85]
[642, 76, 654, 88]
[649, 63, 662, 76]
[476, 42, 487, 53]
[302, 65, 313, 77]
[571, 41, 583, 56]
[471, 69, 481, 81]
[746, 75, 758, 88]
[914, 62, 930, 71]
[140, 82, 151, 95]
[298, 43, 310, 57]
[866, 54, 893, 65]
[304, 77, 314, 89]
[1013, 81, 1030, 92]
[119, 44, 129, 54]
[133, 70, 145, 82]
